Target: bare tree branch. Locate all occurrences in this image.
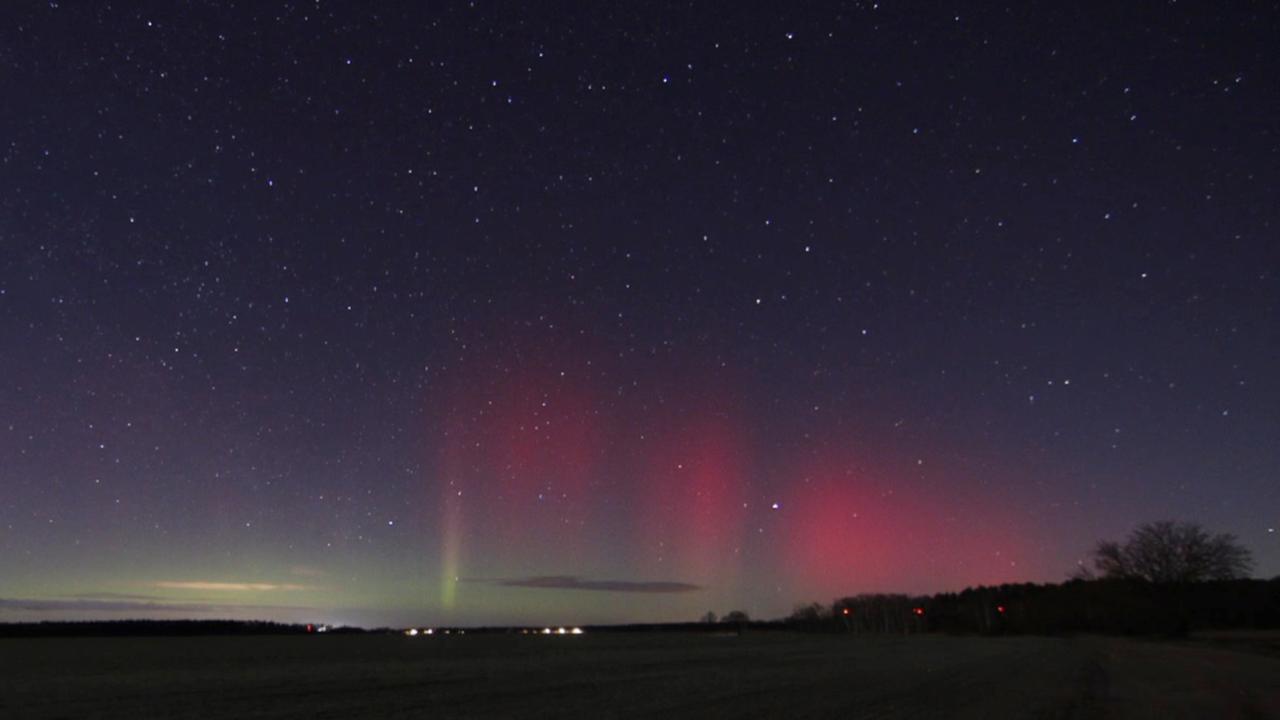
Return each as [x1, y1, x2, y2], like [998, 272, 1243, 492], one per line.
[1088, 521, 1253, 582]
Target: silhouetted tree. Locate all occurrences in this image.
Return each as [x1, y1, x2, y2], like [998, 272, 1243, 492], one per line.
[700, 611, 718, 624]
[722, 610, 749, 624]
[1088, 521, 1253, 583]
[787, 602, 831, 630]
[789, 602, 824, 622]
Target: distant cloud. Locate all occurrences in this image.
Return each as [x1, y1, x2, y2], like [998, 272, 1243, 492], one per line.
[0, 597, 313, 614]
[65, 592, 166, 602]
[154, 581, 312, 592]
[495, 575, 701, 594]
[289, 565, 327, 578]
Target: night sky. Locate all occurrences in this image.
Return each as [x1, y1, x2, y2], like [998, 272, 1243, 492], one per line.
[1, 2, 1277, 628]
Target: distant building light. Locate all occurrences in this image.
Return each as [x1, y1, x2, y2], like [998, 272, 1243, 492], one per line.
[542, 628, 552, 635]
[405, 628, 419, 636]
[556, 627, 567, 635]
[570, 627, 584, 635]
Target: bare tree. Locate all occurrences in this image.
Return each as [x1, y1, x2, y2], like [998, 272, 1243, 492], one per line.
[788, 602, 828, 624]
[1088, 521, 1253, 583]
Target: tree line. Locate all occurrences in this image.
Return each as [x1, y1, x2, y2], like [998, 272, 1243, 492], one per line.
[781, 521, 1277, 636]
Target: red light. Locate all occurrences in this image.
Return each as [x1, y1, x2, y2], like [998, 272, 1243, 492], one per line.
[996, 605, 1006, 614]
[912, 607, 924, 616]
[306, 624, 314, 633]
[842, 607, 851, 616]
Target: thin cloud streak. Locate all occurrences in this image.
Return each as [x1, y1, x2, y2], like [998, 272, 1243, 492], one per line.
[65, 592, 166, 601]
[153, 581, 312, 592]
[0, 597, 315, 614]
[495, 575, 702, 594]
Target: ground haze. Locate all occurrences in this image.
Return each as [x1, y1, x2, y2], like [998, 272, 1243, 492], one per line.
[2, 633, 1277, 718]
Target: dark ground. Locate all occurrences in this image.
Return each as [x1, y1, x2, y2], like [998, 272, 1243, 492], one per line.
[2, 632, 1277, 719]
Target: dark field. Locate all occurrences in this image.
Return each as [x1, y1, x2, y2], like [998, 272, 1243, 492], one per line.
[3, 632, 1278, 719]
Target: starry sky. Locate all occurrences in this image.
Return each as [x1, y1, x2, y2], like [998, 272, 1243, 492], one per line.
[1, 2, 1277, 628]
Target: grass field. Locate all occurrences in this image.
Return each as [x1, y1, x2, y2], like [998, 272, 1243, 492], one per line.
[2, 632, 1277, 718]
